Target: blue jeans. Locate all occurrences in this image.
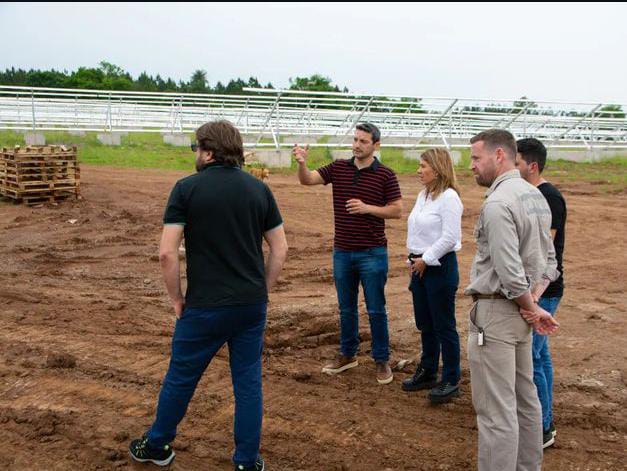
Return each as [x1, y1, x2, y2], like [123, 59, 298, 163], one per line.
[146, 303, 266, 468]
[333, 246, 390, 362]
[409, 252, 461, 384]
[533, 296, 561, 431]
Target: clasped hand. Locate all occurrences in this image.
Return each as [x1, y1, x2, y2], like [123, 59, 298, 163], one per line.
[520, 304, 559, 335]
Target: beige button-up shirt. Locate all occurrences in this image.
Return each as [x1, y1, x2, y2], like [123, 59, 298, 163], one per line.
[465, 170, 559, 299]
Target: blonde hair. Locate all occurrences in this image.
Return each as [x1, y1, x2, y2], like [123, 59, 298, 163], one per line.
[420, 148, 460, 199]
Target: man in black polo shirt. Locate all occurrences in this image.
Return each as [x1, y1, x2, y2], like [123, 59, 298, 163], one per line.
[128, 120, 288, 471]
[293, 123, 403, 385]
[516, 137, 567, 450]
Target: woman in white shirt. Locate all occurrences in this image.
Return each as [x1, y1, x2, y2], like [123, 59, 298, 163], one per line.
[401, 148, 463, 404]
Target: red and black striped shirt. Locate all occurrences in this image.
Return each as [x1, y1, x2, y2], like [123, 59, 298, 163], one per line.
[317, 157, 402, 251]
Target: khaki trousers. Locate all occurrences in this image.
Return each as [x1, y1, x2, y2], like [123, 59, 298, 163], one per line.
[468, 299, 543, 471]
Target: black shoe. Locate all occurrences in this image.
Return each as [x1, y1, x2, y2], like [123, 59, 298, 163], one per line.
[401, 366, 437, 392]
[543, 428, 555, 449]
[235, 457, 265, 471]
[549, 421, 557, 438]
[129, 434, 175, 466]
[428, 381, 460, 404]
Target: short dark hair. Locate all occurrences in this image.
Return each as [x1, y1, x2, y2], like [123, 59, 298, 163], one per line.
[470, 129, 517, 160]
[195, 120, 244, 167]
[355, 122, 381, 143]
[517, 138, 547, 173]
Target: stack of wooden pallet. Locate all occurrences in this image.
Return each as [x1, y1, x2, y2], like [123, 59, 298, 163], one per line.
[0, 145, 80, 205]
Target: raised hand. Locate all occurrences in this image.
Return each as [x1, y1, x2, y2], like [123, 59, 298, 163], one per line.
[292, 144, 309, 164]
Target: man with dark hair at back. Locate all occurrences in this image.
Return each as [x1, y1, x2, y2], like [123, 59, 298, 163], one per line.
[466, 129, 560, 471]
[128, 120, 288, 471]
[293, 123, 403, 385]
[516, 137, 567, 449]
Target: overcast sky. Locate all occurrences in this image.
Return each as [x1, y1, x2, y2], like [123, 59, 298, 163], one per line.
[1, 2, 626, 103]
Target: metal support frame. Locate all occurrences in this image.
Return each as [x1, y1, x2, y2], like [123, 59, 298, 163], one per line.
[255, 92, 282, 149]
[417, 99, 458, 146]
[337, 97, 375, 146]
[556, 104, 602, 140]
[0, 85, 624, 149]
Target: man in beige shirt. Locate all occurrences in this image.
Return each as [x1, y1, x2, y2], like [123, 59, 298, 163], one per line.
[465, 129, 559, 471]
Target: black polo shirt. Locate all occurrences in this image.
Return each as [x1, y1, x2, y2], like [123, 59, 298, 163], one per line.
[163, 162, 283, 308]
[317, 157, 402, 251]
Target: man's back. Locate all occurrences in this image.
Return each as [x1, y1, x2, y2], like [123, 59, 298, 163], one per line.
[164, 163, 283, 308]
[537, 181, 566, 298]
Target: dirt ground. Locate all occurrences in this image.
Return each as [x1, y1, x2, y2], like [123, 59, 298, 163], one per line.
[0, 165, 625, 471]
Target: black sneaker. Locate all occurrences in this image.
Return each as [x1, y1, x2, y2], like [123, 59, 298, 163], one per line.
[401, 366, 437, 392]
[550, 421, 557, 438]
[129, 434, 175, 466]
[543, 428, 555, 449]
[235, 457, 265, 471]
[428, 381, 460, 404]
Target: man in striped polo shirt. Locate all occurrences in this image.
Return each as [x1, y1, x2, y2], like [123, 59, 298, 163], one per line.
[293, 123, 403, 385]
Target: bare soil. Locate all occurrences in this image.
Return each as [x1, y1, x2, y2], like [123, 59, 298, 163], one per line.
[0, 166, 625, 470]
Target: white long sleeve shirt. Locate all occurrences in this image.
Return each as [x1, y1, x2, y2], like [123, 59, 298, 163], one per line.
[406, 188, 463, 266]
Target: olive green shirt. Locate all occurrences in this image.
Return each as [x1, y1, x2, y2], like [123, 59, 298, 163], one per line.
[465, 170, 559, 299]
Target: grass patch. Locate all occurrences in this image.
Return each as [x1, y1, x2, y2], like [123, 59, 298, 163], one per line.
[543, 158, 627, 192]
[0, 131, 196, 171]
[0, 131, 625, 191]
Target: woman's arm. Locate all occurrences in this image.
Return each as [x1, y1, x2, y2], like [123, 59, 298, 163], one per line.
[421, 192, 463, 266]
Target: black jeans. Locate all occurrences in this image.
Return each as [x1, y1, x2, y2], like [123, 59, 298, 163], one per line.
[409, 251, 460, 384]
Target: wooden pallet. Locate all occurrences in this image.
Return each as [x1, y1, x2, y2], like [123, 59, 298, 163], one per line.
[0, 145, 80, 205]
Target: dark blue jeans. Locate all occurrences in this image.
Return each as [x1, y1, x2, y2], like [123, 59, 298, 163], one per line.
[333, 246, 390, 362]
[533, 296, 561, 432]
[409, 252, 460, 384]
[146, 303, 266, 468]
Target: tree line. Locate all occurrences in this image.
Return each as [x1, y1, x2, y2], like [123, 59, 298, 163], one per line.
[0, 62, 621, 118]
[0, 62, 422, 113]
[0, 61, 347, 95]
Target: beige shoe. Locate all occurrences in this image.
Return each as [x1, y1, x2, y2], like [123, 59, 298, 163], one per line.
[322, 355, 358, 375]
[376, 361, 393, 385]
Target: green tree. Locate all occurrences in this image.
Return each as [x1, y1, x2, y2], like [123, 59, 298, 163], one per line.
[0, 67, 28, 86]
[25, 70, 67, 88]
[164, 78, 178, 92]
[247, 76, 261, 89]
[597, 104, 625, 119]
[65, 67, 105, 89]
[289, 74, 340, 92]
[188, 70, 208, 93]
[134, 72, 158, 92]
[98, 61, 126, 78]
[214, 81, 226, 94]
[225, 78, 247, 94]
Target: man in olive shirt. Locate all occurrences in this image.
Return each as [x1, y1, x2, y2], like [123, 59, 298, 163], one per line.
[517, 137, 567, 449]
[465, 129, 560, 471]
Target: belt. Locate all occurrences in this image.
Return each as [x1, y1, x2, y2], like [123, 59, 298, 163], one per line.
[471, 293, 507, 302]
[407, 253, 422, 265]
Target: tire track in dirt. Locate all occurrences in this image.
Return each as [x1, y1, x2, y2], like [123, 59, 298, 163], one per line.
[0, 166, 625, 469]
